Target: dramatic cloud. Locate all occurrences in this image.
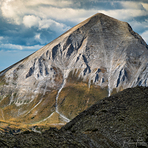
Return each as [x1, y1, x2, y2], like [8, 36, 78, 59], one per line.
[23, 15, 40, 28]
[1, 0, 97, 24]
[121, 1, 145, 9]
[142, 2, 148, 10]
[22, 14, 70, 31]
[26, 0, 73, 8]
[99, 9, 148, 21]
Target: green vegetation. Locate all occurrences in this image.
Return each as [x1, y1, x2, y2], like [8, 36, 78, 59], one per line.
[58, 82, 108, 119]
[57, 69, 108, 119]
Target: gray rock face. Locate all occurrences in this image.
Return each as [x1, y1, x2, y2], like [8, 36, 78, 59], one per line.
[0, 13, 147, 123]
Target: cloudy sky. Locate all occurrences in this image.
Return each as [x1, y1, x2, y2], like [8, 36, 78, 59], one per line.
[0, 0, 148, 71]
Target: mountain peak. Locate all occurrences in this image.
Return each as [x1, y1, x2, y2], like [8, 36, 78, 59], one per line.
[0, 13, 147, 128]
[88, 12, 117, 20]
[71, 12, 122, 31]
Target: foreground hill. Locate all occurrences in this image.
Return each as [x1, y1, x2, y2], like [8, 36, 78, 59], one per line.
[0, 86, 148, 148]
[62, 86, 148, 147]
[0, 13, 148, 126]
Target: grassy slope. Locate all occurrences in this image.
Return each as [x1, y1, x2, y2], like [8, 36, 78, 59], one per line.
[58, 70, 108, 119]
[0, 69, 109, 129]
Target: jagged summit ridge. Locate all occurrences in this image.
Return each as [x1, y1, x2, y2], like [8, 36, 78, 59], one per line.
[0, 13, 147, 125]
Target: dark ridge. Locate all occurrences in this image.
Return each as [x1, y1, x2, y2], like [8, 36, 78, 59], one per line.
[61, 86, 148, 147]
[62, 86, 148, 131]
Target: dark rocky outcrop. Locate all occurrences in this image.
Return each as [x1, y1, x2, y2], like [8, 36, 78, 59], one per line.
[0, 128, 96, 148]
[62, 86, 148, 148]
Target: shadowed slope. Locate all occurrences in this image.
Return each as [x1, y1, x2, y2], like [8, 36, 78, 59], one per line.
[62, 86, 148, 147]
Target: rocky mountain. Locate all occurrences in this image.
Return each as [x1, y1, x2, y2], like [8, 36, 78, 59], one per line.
[0, 86, 148, 148]
[0, 13, 148, 127]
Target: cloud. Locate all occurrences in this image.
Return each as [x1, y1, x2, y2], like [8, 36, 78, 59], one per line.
[0, 43, 43, 51]
[120, 1, 145, 10]
[128, 19, 148, 33]
[38, 19, 70, 32]
[2, 0, 148, 27]
[1, 0, 74, 25]
[35, 33, 40, 40]
[99, 9, 148, 21]
[37, 7, 97, 21]
[141, 30, 148, 44]
[26, 0, 73, 7]
[0, 36, 4, 41]
[22, 15, 71, 33]
[141, 3, 148, 10]
[23, 15, 40, 28]
[1, 0, 23, 24]
[0, 0, 97, 24]
[34, 33, 45, 45]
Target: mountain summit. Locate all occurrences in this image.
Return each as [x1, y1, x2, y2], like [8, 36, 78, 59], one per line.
[0, 13, 148, 127]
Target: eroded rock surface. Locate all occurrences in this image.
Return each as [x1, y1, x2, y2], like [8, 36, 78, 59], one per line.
[0, 13, 148, 125]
